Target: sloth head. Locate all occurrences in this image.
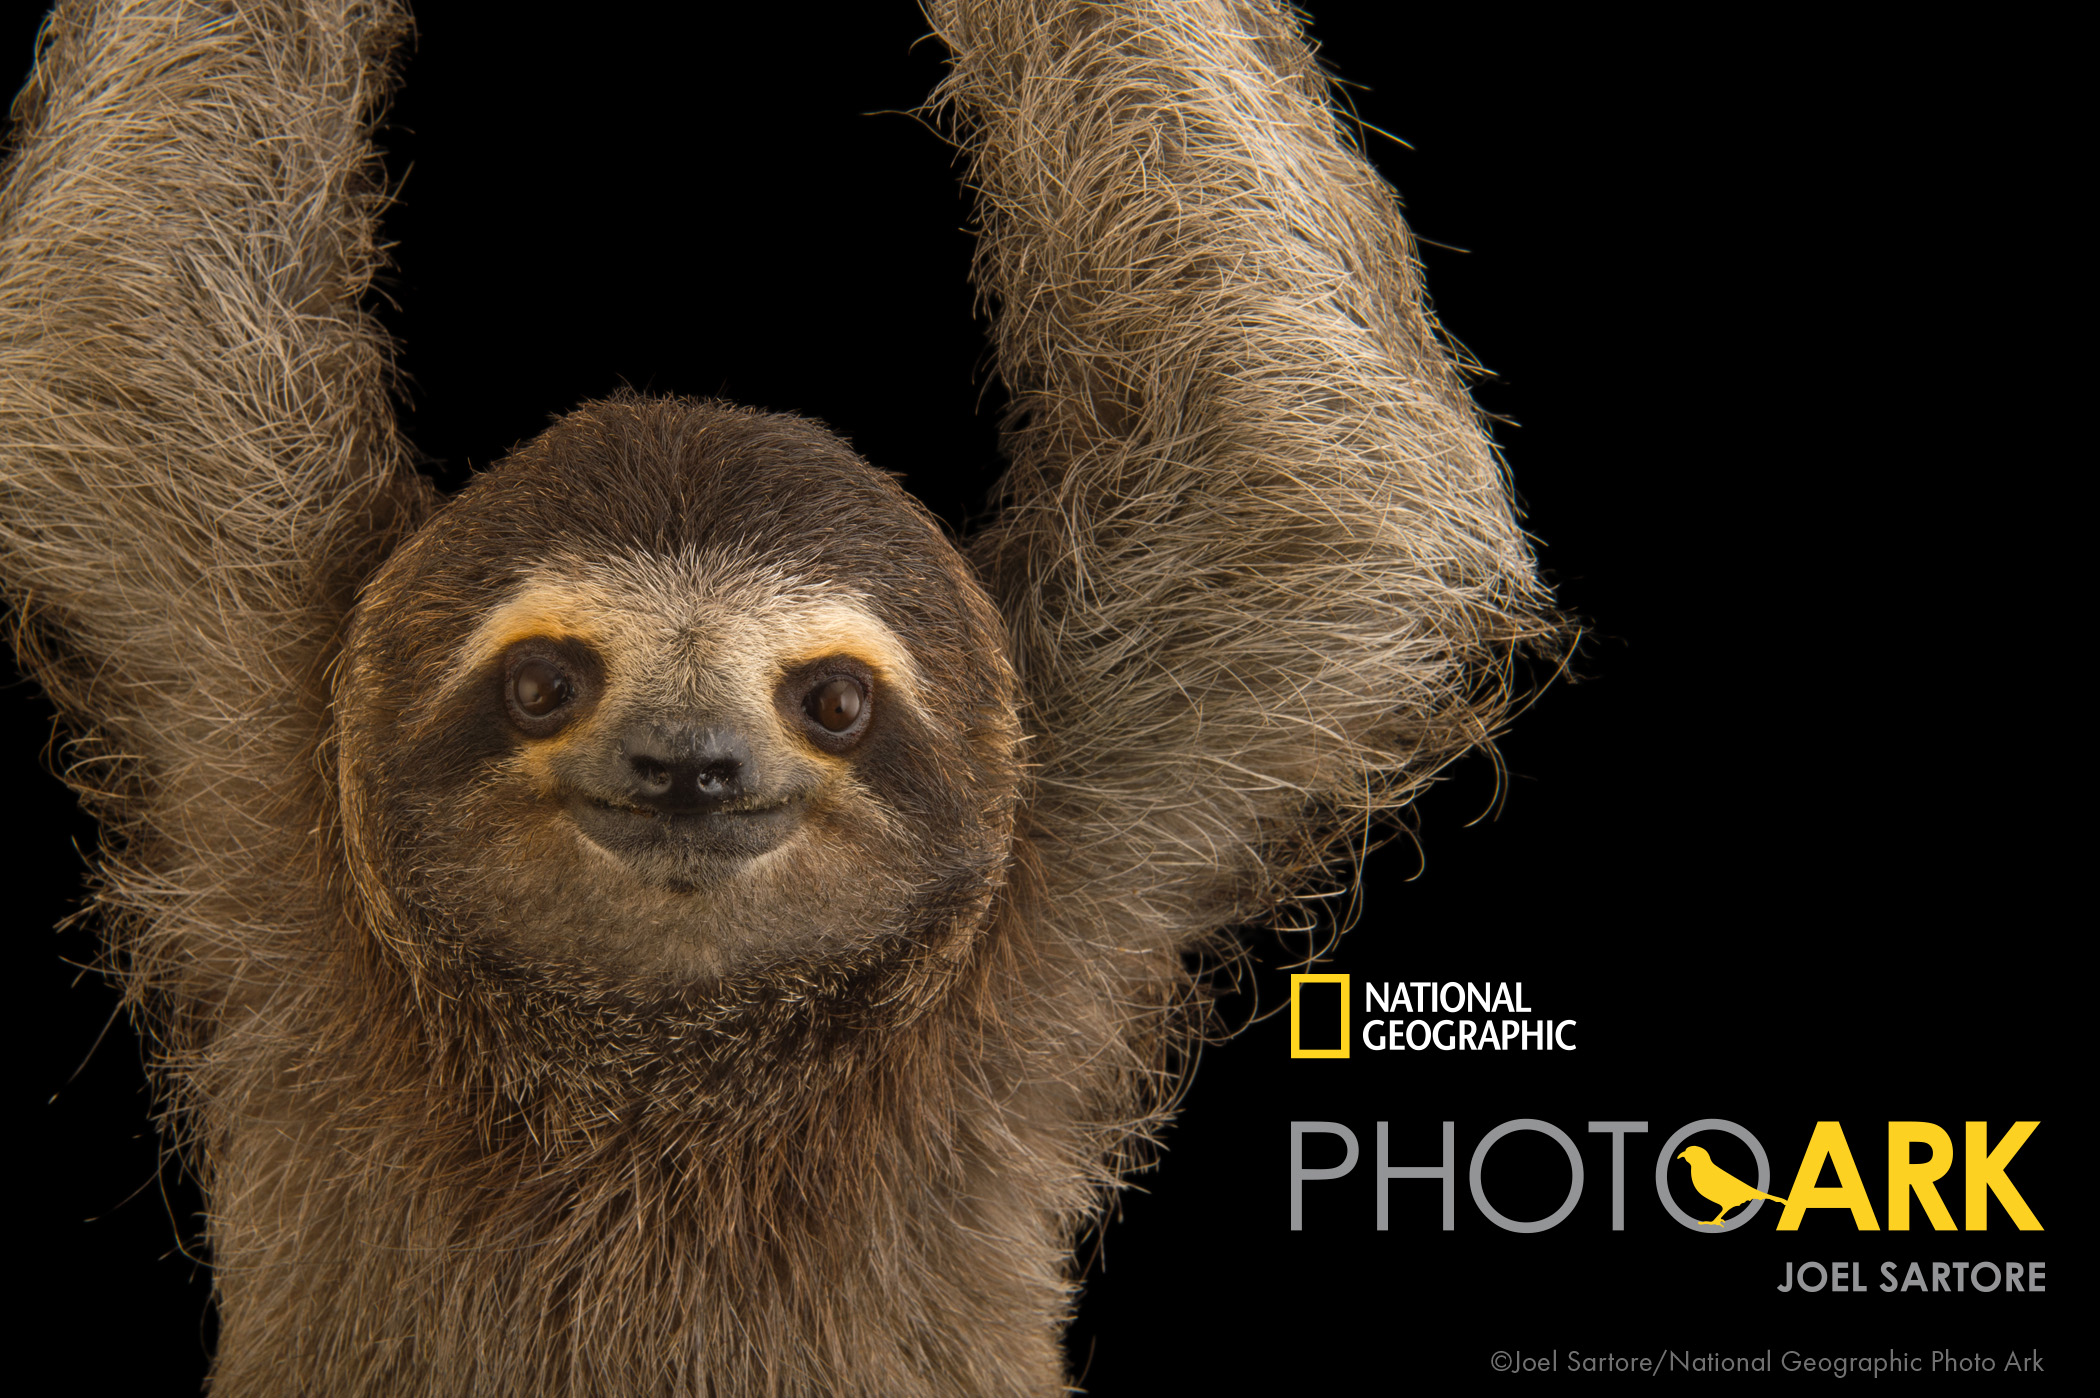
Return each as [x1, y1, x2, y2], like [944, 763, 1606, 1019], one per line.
[337, 396, 1022, 990]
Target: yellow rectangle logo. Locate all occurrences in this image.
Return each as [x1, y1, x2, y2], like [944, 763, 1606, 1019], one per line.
[1290, 973, 1350, 1058]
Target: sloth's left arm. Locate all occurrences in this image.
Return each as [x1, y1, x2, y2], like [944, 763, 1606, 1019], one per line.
[931, 0, 1559, 947]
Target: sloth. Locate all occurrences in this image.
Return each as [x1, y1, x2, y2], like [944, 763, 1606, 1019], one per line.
[2, 1, 1555, 1394]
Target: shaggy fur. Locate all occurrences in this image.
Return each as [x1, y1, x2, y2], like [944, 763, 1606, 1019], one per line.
[1, 1, 1555, 1394]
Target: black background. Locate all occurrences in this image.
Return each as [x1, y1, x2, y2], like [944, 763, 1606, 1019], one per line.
[10, 4, 2069, 1391]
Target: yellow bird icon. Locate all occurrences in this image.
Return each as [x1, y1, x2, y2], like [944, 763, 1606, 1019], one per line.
[1676, 1145, 1789, 1225]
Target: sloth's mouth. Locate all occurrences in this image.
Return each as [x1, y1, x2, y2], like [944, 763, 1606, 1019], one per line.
[586, 794, 795, 819]
[566, 792, 807, 874]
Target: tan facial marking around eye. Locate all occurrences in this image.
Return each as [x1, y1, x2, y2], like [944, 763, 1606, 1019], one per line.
[766, 611, 921, 706]
[434, 557, 925, 770]
[432, 580, 618, 708]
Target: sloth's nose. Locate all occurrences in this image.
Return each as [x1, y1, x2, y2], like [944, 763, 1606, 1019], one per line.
[618, 724, 753, 811]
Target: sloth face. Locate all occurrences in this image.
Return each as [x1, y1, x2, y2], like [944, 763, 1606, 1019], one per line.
[462, 552, 916, 888]
[337, 399, 1021, 984]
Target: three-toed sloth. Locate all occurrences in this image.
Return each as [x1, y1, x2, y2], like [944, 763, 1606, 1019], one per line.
[1, 1, 1554, 1393]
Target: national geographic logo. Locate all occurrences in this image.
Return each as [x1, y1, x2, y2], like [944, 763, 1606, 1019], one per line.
[1289, 975, 1574, 1056]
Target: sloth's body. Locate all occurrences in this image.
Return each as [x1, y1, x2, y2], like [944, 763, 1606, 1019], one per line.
[2, 2, 1552, 1394]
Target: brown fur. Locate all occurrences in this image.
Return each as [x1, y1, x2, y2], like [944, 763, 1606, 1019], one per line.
[1, 1, 1556, 1393]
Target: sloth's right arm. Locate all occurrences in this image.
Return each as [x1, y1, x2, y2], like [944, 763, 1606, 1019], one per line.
[0, 1, 423, 812]
[0, 2, 422, 1000]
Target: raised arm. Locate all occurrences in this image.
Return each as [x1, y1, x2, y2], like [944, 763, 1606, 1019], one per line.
[934, 0, 1557, 944]
[0, 1, 424, 1004]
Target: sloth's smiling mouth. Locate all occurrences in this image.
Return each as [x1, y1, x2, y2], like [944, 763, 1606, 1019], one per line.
[585, 793, 795, 819]
[566, 791, 808, 872]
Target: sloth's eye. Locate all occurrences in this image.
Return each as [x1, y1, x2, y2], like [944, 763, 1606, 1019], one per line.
[502, 643, 596, 736]
[511, 658, 573, 716]
[779, 658, 874, 750]
[805, 677, 865, 734]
